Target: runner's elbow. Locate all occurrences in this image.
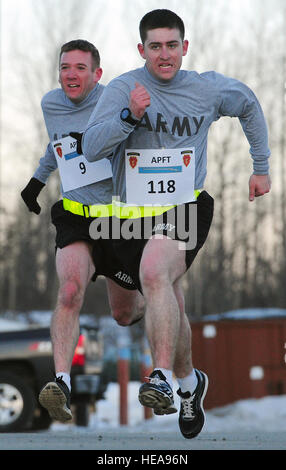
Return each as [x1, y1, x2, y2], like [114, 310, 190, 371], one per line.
[82, 131, 100, 162]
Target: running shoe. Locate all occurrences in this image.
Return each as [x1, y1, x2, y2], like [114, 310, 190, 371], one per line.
[138, 370, 177, 415]
[177, 369, 208, 439]
[39, 376, 72, 422]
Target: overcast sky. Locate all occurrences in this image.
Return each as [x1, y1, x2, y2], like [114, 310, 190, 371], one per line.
[0, 0, 280, 203]
[1, 0, 258, 82]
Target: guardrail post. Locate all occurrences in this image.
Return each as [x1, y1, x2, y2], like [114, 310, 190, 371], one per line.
[117, 333, 130, 425]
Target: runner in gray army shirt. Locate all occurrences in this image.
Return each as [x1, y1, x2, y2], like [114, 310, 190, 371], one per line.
[21, 40, 144, 424]
[81, 10, 271, 439]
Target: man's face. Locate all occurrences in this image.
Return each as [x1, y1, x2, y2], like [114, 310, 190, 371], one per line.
[59, 49, 102, 103]
[138, 28, 188, 82]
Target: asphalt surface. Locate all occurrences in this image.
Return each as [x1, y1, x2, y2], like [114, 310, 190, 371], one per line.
[0, 429, 285, 451]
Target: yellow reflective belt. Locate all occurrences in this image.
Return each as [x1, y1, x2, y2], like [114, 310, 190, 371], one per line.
[63, 190, 201, 219]
[63, 198, 113, 218]
[113, 204, 175, 219]
[114, 190, 201, 219]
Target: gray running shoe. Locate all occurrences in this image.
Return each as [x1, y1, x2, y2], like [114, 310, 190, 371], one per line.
[138, 370, 177, 415]
[39, 376, 72, 422]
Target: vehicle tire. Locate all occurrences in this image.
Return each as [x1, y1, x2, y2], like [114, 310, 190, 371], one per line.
[0, 372, 37, 432]
[31, 406, 52, 431]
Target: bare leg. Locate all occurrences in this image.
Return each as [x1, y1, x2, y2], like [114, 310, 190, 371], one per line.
[51, 241, 95, 374]
[106, 279, 145, 326]
[39, 241, 94, 422]
[139, 236, 186, 370]
[106, 278, 145, 326]
[138, 229, 208, 439]
[173, 280, 193, 379]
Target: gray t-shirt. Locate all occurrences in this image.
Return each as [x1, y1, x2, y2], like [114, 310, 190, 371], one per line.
[83, 66, 270, 203]
[34, 84, 113, 205]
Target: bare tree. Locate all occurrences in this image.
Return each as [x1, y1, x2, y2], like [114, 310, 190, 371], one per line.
[183, 0, 281, 316]
[0, 0, 284, 316]
[0, 0, 105, 312]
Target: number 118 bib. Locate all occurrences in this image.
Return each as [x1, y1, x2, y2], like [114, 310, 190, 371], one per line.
[125, 148, 196, 205]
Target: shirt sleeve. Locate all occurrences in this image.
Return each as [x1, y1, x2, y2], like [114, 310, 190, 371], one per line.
[211, 72, 270, 174]
[82, 82, 135, 162]
[33, 142, 58, 183]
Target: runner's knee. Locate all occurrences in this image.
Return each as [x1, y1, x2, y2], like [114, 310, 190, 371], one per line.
[140, 263, 168, 292]
[112, 307, 134, 326]
[112, 305, 144, 327]
[58, 279, 84, 310]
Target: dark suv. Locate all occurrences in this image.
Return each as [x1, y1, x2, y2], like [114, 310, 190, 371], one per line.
[0, 317, 105, 432]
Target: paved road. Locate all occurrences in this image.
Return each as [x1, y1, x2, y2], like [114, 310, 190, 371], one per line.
[0, 430, 285, 451]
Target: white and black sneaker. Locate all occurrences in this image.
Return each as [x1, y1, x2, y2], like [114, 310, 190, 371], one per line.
[39, 376, 72, 422]
[177, 369, 208, 439]
[138, 370, 177, 415]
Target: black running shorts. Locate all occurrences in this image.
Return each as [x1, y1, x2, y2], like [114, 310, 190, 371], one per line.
[51, 200, 137, 290]
[111, 191, 214, 291]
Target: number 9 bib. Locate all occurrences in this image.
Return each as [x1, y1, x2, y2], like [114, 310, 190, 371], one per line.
[52, 135, 112, 192]
[125, 148, 196, 205]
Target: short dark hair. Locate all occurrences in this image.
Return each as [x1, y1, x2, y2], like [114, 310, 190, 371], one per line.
[60, 39, 100, 70]
[139, 9, 185, 44]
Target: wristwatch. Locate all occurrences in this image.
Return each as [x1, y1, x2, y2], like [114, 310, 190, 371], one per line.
[120, 108, 140, 126]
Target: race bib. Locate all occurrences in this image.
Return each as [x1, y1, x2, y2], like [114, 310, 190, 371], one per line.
[52, 135, 112, 192]
[125, 148, 196, 205]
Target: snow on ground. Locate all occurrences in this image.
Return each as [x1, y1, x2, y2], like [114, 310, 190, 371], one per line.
[52, 381, 286, 433]
[3, 312, 285, 434]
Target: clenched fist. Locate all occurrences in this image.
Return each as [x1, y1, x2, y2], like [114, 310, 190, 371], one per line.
[129, 82, 151, 120]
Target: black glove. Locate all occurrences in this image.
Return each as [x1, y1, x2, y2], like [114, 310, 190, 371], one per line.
[69, 132, 83, 154]
[21, 177, 45, 214]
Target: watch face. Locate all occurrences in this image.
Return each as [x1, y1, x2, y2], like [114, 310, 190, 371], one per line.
[121, 108, 130, 120]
